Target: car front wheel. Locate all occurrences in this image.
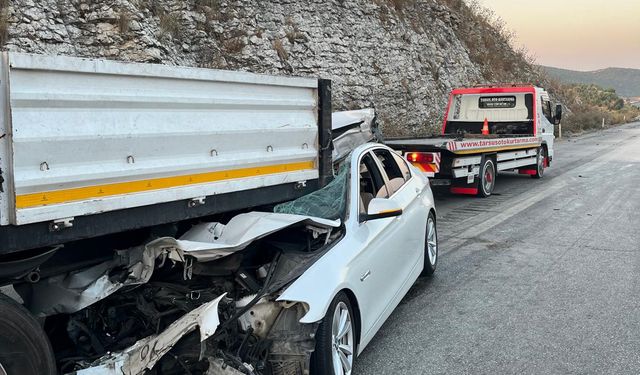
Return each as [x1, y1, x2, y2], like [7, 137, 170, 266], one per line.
[311, 291, 356, 375]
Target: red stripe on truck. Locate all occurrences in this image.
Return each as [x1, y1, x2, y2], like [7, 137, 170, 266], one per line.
[450, 187, 478, 195]
[518, 169, 537, 175]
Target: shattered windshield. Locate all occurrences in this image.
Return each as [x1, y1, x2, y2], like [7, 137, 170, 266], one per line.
[273, 163, 349, 220]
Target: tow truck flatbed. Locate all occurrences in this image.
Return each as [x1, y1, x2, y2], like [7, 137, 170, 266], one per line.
[386, 135, 542, 155]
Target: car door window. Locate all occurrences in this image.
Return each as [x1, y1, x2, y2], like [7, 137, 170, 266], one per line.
[359, 153, 388, 213]
[373, 149, 407, 196]
[392, 152, 412, 181]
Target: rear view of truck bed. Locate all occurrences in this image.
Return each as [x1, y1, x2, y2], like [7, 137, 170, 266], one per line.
[0, 53, 331, 254]
[387, 84, 559, 197]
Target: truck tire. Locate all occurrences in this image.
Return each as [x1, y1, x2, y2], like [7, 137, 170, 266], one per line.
[0, 294, 56, 375]
[477, 157, 496, 197]
[531, 147, 545, 179]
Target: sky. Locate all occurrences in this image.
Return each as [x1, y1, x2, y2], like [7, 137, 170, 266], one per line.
[473, 0, 640, 71]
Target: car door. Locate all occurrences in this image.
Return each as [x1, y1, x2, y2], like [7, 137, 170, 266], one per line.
[372, 148, 427, 278]
[350, 148, 426, 344]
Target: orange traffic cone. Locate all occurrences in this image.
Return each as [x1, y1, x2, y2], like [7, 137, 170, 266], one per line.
[482, 118, 489, 135]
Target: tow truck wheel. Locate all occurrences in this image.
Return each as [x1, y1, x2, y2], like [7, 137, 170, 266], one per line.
[420, 211, 438, 277]
[477, 158, 496, 198]
[311, 291, 356, 375]
[532, 147, 545, 179]
[0, 294, 56, 375]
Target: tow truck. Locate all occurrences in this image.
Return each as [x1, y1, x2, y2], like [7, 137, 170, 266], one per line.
[386, 84, 562, 197]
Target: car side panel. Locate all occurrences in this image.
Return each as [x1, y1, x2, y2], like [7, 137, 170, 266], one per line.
[357, 253, 423, 353]
[276, 230, 374, 323]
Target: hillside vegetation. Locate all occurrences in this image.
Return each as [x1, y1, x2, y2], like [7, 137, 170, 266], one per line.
[545, 81, 640, 133]
[543, 66, 640, 98]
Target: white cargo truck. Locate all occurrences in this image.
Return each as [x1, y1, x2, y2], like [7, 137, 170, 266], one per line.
[0, 52, 333, 251]
[0, 53, 335, 374]
[386, 84, 561, 197]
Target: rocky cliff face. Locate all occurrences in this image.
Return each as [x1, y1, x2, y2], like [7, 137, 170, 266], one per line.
[1, 0, 535, 136]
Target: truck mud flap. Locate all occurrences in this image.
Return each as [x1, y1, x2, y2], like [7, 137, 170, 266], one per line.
[450, 177, 478, 195]
[450, 186, 478, 195]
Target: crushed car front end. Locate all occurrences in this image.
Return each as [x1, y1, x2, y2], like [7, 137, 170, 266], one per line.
[12, 165, 352, 375]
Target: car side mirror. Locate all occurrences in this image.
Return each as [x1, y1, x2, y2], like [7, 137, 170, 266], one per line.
[554, 104, 563, 124]
[360, 198, 403, 222]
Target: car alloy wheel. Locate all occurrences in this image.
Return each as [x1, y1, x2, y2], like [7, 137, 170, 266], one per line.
[331, 301, 354, 375]
[421, 211, 438, 277]
[427, 216, 437, 266]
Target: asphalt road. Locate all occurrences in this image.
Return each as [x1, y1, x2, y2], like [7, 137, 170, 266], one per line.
[354, 122, 640, 375]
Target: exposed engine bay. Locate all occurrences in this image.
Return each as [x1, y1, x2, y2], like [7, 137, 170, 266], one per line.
[13, 212, 344, 375]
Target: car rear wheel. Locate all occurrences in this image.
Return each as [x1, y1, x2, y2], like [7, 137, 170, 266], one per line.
[0, 294, 56, 375]
[421, 211, 438, 277]
[311, 291, 356, 375]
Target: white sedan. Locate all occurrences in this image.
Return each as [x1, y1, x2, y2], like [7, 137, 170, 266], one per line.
[277, 142, 439, 374]
[59, 143, 438, 375]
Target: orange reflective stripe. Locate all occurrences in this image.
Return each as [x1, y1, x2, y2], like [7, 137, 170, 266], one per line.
[16, 160, 316, 209]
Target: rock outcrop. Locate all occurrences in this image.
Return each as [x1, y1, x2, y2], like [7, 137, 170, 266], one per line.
[1, 0, 535, 136]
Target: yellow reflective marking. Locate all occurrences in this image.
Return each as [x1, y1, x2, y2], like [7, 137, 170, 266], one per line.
[16, 161, 315, 209]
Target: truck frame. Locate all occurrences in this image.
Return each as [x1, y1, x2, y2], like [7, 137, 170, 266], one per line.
[387, 84, 561, 197]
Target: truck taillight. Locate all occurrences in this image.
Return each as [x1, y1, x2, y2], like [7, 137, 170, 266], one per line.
[407, 152, 434, 164]
[405, 152, 440, 175]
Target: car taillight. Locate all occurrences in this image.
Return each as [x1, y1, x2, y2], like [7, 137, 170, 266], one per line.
[406, 152, 434, 164]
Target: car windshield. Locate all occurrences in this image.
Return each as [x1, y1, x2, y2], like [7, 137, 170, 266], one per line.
[273, 163, 350, 220]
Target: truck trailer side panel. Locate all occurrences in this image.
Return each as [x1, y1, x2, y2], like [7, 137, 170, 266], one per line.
[1, 53, 322, 226]
[0, 53, 330, 254]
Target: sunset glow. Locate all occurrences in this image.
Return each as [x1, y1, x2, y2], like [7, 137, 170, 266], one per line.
[474, 0, 640, 71]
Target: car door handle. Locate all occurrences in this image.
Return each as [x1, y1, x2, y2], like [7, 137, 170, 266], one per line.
[360, 270, 371, 282]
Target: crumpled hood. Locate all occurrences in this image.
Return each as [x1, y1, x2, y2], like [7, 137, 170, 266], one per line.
[147, 211, 340, 262]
